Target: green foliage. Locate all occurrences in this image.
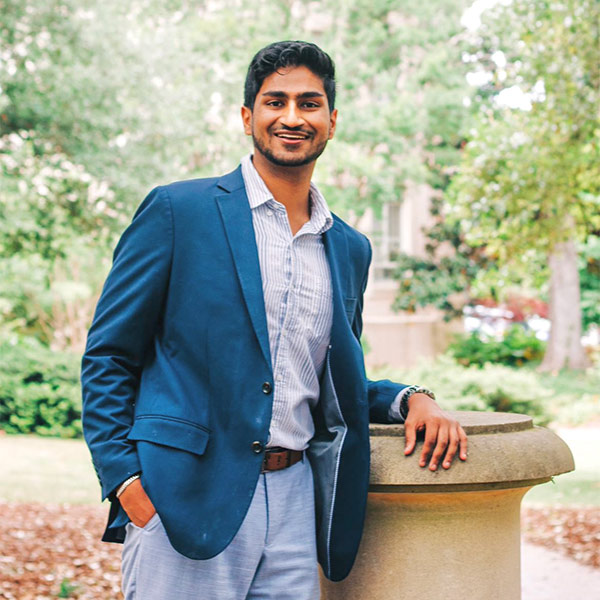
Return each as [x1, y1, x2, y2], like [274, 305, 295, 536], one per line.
[448, 325, 546, 367]
[0, 0, 472, 217]
[376, 355, 552, 425]
[448, 0, 600, 279]
[0, 131, 114, 349]
[448, 0, 599, 370]
[536, 365, 600, 426]
[580, 235, 600, 330]
[316, 0, 472, 213]
[392, 194, 492, 318]
[395, 0, 600, 325]
[375, 355, 600, 427]
[0, 336, 82, 437]
[57, 578, 78, 598]
[0, 132, 123, 260]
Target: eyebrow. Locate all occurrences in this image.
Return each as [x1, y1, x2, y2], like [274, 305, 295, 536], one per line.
[261, 91, 324, 99]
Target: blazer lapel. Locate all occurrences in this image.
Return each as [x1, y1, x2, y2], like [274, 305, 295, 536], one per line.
[215, 168, 272, 369]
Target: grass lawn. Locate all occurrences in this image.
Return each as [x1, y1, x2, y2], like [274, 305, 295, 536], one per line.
[522, 426, 600, 506]
[0, 434, 99, 504]
[0, 424, 597, 506]
[528, 366, 600, 426]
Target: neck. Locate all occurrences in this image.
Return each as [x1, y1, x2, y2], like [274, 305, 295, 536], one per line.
[251, 152, 315, 217]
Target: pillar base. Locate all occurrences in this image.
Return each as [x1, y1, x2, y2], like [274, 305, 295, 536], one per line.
[321, 412, 574, 600]
[321, 487, 528, 600]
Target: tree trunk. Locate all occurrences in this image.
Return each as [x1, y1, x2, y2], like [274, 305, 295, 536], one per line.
[539, 239, 590, 372]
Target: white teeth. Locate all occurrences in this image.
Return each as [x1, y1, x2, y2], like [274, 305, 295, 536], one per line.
[277, 133, 307, 139]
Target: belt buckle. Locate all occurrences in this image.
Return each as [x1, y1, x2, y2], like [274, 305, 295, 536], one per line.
[261, 448, 290, 473]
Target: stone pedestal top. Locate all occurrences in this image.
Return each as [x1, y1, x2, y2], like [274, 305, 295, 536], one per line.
[368, 410, 575, 492]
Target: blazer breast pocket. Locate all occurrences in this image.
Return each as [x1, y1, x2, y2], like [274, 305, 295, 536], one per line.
[127, 415, 210, 456]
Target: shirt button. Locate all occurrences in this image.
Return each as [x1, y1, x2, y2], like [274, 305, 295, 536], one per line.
[252, 441, 264, 454]
[266, 210, 273, 217]
[262, 382, 272, 395]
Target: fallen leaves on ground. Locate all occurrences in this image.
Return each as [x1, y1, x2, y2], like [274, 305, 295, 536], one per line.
[0, 503, 598, 599]
[522, 505, 600, 569]
[0, 503, 120, 600]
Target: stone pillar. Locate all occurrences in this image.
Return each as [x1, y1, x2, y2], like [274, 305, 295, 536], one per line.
[320, 411, 574, 600]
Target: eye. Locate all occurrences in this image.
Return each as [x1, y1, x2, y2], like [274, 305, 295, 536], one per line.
[302, 101, 320, 108]
[266, 100, 284, 107]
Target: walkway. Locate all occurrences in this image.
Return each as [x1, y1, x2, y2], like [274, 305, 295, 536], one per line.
[522, 541, 600, 599]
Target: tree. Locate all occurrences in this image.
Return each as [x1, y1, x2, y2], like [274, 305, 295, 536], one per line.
[447, 0, 600, 371]
[0, 131, 120, 350]
[0, 0, 137, 349]
[309, 0, 473, 214]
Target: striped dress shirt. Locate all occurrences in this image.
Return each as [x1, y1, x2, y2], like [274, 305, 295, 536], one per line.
[241, 154, 334, 451]
[241, 155, 407, 451]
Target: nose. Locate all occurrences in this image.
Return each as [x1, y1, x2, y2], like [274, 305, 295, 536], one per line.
[280, 101, 304, 128]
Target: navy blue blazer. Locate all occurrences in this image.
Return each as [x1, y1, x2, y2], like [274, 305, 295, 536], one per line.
[81, 166, 407, 581]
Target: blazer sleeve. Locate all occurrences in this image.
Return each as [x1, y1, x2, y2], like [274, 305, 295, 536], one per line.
[81, 186, 173, 500]
[352, 236, 408, 424]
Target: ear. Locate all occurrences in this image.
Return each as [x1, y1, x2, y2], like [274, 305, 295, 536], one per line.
[241, 106, 253, 136]
[328, 108, 338, 140]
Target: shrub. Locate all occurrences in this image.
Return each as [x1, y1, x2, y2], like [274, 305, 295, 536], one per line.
[448, 325, 546, 367]
[0, 336, 82, 437]
[375, 355, 552, 426]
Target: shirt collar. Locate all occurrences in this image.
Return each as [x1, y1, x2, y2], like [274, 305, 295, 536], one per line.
[241, 154, 334, 235]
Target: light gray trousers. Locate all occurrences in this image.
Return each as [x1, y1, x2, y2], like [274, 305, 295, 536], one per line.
[121, 458, 320, 599]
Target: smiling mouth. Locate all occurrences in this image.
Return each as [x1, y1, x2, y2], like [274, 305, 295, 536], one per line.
[274, 132, 310, 141]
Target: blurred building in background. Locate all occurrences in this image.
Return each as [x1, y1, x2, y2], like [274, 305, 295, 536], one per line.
[358, 184, 462, 369]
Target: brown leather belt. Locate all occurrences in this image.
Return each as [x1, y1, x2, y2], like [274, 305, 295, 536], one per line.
[261, 447, 303, 473]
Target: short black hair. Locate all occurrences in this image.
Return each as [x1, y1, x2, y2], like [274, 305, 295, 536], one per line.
[244, 40, 336, 112]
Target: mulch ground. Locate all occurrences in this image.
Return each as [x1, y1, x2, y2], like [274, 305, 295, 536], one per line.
[522, 505, 600, 569]
[0, 504, 120, 600]
[0, 503, 598, 599]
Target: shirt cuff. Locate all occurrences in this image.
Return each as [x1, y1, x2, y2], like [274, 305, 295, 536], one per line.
[388, 385, 437, 423]
[388, 389, 410, 423]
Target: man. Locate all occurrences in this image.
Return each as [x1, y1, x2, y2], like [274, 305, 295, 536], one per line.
[81, 40, 467, 600]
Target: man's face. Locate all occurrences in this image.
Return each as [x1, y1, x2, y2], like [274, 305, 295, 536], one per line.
[241, 65, 337, 168]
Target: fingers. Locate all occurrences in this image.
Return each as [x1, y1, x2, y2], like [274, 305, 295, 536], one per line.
[459, 425, 468, 461]
[441, 429, 459, 469]
[426, 423, 447, 471]
[420, 421, 440, 468]
[412, 419, 468, 471]
[404, 418, 417, 456]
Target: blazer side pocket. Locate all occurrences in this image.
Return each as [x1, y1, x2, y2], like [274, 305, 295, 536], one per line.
[127, 415, 210, 456]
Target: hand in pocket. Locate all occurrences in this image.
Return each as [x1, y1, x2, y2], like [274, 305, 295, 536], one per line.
[119, 478, 157, 528]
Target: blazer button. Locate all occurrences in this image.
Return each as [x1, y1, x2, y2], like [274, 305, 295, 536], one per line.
[262, 382, 272, 395]
[252, 441, 264, 454]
